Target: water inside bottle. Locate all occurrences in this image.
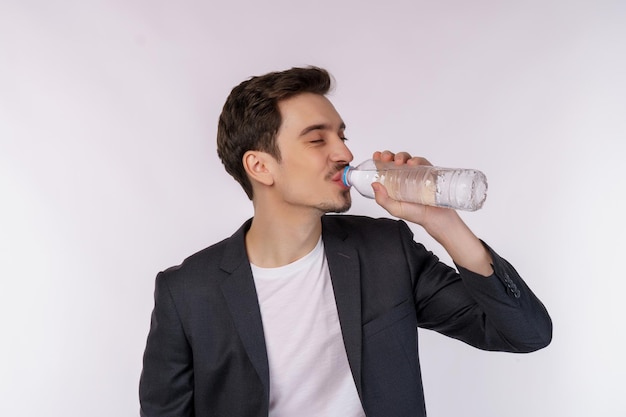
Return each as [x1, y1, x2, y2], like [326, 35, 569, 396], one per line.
[380, 168, 437, 206]
[435, 169, 487, 210]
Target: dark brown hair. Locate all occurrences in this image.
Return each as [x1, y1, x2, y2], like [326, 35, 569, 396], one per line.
[217, 66, 332, 199]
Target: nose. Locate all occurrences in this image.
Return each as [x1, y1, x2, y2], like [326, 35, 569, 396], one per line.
[331, 137, 353, 164]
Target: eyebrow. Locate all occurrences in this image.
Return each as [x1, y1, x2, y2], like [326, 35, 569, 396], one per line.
[299, 122, 346, 137]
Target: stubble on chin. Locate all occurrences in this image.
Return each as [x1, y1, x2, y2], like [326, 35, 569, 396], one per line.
[319, 189, 352, 214]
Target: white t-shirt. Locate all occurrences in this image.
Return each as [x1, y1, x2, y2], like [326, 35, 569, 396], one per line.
[251, 238, 365, 417]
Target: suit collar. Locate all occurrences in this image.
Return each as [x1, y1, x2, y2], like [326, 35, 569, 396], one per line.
[219, 219, 270, 400]
[322, 215, 363, 398]
[219, 218, 252, 273]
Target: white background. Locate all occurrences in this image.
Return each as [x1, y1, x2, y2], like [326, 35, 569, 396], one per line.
[1, 1, 625, 416]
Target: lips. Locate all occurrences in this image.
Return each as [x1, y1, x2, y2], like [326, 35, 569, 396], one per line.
[330, 170, 343, 182]
[330, 167, 350, 189]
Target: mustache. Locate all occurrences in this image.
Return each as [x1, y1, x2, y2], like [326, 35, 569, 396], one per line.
[326, 163, 349, 181]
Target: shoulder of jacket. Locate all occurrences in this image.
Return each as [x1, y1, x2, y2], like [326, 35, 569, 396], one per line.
[156, 236, 233, 289]
[159, 219, 251, 280]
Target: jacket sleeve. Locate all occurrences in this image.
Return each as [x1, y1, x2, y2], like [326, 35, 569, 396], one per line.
[139, 272, 195, 417]
[399, 220, 553, 352]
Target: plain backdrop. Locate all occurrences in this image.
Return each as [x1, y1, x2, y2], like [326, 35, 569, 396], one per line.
[1, 0, 625, 416]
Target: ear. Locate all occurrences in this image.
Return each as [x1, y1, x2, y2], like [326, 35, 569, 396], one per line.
[242, 150, 275, 187]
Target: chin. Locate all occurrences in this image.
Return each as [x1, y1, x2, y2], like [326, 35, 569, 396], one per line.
[320, 193, 352, 214]
[333, 204, 351, 214]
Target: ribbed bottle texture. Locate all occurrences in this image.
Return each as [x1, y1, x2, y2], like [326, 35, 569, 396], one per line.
[342, 159, 488, 211]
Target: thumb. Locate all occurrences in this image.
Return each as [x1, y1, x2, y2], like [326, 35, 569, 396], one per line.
[371, 182, 392, 205]
[372, 181, 412, 220]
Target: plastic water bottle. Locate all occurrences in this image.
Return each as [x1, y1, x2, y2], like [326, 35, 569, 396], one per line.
[342, 159, 488, 211]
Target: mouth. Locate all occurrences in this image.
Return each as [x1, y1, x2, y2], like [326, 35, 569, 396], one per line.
[330, 166, 350, 189]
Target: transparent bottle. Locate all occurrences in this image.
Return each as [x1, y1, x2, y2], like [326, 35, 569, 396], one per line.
[342, 159, 488, 211]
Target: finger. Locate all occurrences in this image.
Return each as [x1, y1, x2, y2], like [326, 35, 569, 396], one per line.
[372, 182, 403, 212]
[406, 156, 432, 167]
[393, 152, 412, 165]
[372, 182, 409, 219]
[373, 150, 398, 164]
[371, 182, 391, 205]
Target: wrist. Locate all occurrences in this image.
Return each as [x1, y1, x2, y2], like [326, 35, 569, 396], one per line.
[420, 208, 464, 242]
[423, 210, 494, 276]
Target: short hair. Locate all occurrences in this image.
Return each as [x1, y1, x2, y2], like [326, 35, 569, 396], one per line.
[217, 66, 333, 199]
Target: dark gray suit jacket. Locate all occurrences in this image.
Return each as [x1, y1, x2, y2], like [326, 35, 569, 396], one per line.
[140, 215, 552, 416]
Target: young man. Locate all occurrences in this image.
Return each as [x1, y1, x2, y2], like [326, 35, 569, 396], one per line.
[139, 67, 552, 417]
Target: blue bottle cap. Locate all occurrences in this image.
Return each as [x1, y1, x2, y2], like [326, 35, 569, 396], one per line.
[342, 166, 352, 187]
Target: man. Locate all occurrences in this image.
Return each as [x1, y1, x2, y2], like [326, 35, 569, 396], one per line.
[139, 66, 552, 416]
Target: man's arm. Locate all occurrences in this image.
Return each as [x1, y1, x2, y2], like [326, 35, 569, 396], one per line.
[372, 150, 551, 351]
[139, 272, 194, 417]
[397, 221, 552, 352]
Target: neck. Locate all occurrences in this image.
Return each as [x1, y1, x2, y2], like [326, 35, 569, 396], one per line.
[245, 202, 324, 268]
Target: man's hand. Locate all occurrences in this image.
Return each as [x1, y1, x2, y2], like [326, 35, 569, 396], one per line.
[372, 150, 494, 276]
[371, 150, 455, 230]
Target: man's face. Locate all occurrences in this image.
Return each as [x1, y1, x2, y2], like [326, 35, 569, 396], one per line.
[271, 92, 354, 214]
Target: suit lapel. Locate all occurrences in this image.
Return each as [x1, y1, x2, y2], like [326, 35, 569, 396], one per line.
[219, 220, 270, 401]
[217, 217, 363, 403]
[322, 216, 363, 398]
